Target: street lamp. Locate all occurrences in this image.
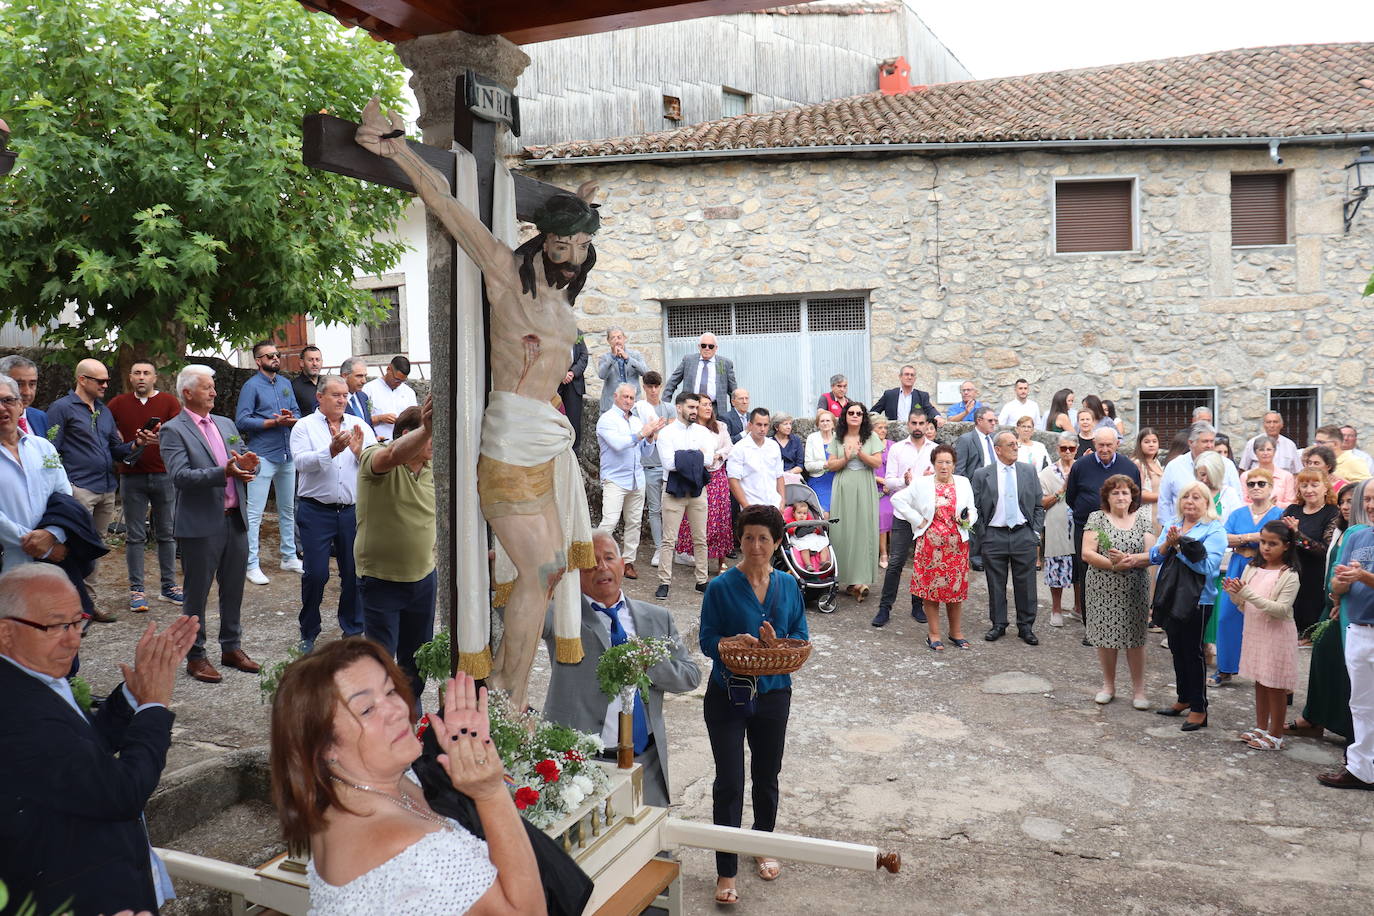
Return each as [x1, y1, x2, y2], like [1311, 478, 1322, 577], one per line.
[0, 118, 15, 177]
[1344, 145, 1374, 234]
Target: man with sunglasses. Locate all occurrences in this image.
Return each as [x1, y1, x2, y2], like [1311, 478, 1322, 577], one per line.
[46, 359, 158, 621]
[663, 332, 736, 411]
[0, 564, 198, 915]
[235, 340, 302, 586]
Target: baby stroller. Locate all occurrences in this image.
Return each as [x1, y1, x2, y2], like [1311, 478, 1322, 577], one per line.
[774, 482, 840, 613]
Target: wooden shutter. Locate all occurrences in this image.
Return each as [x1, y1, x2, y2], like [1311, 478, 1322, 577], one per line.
[1231, 173, 1288, 246]
[1055, 180, 1133, 253]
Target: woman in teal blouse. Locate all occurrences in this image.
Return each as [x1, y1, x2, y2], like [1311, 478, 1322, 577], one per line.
[699, 504, 808, 906]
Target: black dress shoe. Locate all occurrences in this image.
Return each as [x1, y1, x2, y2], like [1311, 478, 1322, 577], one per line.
[984, 627, 1005, 642]
[1019, 631, 1039, 646]
[655, 585, 670, 599]
[694, 582, 708, 593]
[912, 606, 927, 623]
[970, 559, 985, 572]
[1180, 714, 1209, 732]
[870, 610, 890, 628]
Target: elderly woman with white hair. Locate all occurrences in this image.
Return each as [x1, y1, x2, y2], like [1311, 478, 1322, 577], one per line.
[1149, 481, 1227, 731]
[0, 375, 73, 572]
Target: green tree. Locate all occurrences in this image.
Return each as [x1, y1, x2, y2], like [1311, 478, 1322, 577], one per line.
[0, 0, 409, 369]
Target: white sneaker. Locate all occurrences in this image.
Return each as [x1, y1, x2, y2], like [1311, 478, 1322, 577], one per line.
[246, 567, 269, 586]
[280, 558, 304, 574]
[650, 554, 660, 567]
[1049, 612, 1064, 628]
[674, 552, 694, 566]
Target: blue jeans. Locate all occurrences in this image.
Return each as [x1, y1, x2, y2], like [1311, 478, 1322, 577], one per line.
[361, 571, 436, 709]
[297, 497, 362, 644]
[120, 472, 177, 593]
[245, 455, 296, 570]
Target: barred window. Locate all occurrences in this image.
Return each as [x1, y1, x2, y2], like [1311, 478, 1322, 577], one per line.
[665, 302, 730, 339]
[807, 296, 866, 332]
[364, 287, 402, 355]
[1137, 388, 1216, 445]
[1270, 387, 1319, 448]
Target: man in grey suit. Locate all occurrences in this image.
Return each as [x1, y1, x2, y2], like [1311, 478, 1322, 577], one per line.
[972, 431, 1045, 645]
[159, 365, 262, 683]
[596, 326, 651, 412]
[663, 332, 736, 410]
[543, 531, 701, 807]
[955, 407, 998, 480]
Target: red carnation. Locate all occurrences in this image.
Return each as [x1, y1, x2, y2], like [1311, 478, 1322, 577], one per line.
[535, 758, 562, 783]
[514, 786, 541, 810]
[563, 749, 586, 764]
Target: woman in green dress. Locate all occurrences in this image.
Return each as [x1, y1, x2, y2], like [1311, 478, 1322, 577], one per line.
[823, 402, 883, 600]
[1290, 480, 1368, 741]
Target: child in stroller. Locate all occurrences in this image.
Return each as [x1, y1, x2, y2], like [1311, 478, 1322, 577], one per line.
[784, 499, 831, 573]
[777, 483, 840, 613]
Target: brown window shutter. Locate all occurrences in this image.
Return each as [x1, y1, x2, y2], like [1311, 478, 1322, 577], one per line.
[1231, 173, 1287, 246]
[1055, 180, 1133, 253]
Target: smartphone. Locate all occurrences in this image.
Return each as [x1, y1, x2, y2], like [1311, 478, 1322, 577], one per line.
[142, 417, 161, 430]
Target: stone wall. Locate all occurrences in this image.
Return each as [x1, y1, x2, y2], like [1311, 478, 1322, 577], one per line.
[526, 143, 1372, 436]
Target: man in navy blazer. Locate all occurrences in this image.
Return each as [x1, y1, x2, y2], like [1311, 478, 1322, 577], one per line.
[159, 365, 262, 684]
[0, 564, 199, 915]
[972, 431, 1045, 645]
[663, 333, 736, 410]
[873, 366, 941, 426]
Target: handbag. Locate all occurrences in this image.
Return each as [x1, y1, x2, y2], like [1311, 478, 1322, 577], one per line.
[1150, 536, 1209, 626]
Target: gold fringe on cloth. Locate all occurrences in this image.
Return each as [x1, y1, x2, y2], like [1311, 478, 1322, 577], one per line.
[458, 647, 492, 680]
[555, 636, 584, 664]
[492, 578, 515, 609]
[566, 539, 595, 571]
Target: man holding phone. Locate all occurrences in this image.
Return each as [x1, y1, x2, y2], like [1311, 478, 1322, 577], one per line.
[235, 340, 302, 586]
[108, 360, 182, 612]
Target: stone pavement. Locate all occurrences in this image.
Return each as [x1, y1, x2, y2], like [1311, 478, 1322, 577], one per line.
[73, 530, 1373, 915]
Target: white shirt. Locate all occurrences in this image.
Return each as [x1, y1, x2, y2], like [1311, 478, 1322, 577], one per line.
[990, 460, 1024, 528]
[692, 357, 717, 399]
[657, 419, 718, 473]
[883, 438, 936, 494]
[290, 411, 377, 505]
[999, 399, 1042, 428]
[634, 399, 674, 468]
[362, 377, 418, 441]
[1017, 440, 1050, 471]
[897, 389, 914, 425]
[727, 435, 784, 507]
[596, 407, 653, 489]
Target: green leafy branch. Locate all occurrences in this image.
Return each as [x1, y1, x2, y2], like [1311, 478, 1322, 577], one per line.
[595, 636, 675, 703]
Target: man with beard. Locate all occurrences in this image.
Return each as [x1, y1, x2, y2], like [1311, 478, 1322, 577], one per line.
[291, 345, 325, 417]
[356, 100, 597, 714]
[107, 360, 183, 612]
[235, 340, 301, 586]
[871, 411, 937, 627]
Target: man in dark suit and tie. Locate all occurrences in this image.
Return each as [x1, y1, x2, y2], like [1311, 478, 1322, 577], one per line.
[159, 365, 262, 683]
[543, 532, 701, 807]
[722, 388, 750, 443]
[873, 365, 942, 427]
[340, 355, 373, 426]
[955, 407, 999, 480]
[663, 332, 736, 411]
[972, 431, 1045, 645]
[558, 333, 590, 451]
[0, 563, 199, 915]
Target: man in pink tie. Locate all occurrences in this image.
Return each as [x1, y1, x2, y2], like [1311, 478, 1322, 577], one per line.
[157, 365, 262, 683]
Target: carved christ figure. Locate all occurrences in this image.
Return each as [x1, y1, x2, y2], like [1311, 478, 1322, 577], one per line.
[356, 99, 596, 712]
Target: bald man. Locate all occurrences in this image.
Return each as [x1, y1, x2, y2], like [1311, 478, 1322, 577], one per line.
[46, 359, 158, 620]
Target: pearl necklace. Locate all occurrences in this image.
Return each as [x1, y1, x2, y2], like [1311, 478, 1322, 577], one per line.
[329, 775, 452, 830]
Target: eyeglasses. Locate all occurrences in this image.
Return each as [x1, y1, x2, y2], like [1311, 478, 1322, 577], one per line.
[0, 396, 19, 408]
[699, 344, 716, 350]
[1058, 446, 1077, 452]
[1246, 480, 1270, 488]
[81, 375, 110, 385]
[4, 616, 85, 636]
[257, 352, 280, 359]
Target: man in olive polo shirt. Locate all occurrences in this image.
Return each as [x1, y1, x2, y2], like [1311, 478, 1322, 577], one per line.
[355, 396, 435, 706]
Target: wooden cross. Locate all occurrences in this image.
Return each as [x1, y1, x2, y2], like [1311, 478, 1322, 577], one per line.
[302, 73, 570, 674]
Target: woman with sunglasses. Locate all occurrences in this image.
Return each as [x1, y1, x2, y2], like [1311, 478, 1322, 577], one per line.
[1211, 467, 1285, 687]
[1039, 433, 1080, 627]
[823, 401, 883, 600]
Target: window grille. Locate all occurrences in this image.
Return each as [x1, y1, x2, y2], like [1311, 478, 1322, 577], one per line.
[735, 300, 800, 335]
[1270, 387, 1319, 448]
[807, 296, 867, 332]
[1137, 388, 1216, 446]
[365, 287, 402, 355]
[665, 302, 731, 339]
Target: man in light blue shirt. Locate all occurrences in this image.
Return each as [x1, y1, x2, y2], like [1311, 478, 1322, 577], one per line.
[945, 380, 989, 422]
[235, 340, 302, 585]
[1157, 421, 1227, 531]
[596, 383, 666, 580]
[0, 377, 72, 572]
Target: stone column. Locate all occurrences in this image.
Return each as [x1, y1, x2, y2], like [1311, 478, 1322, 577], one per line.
[395, 33, 529, 675]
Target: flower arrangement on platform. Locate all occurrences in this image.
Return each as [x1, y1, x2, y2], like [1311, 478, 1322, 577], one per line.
[483, 691, 609, 829]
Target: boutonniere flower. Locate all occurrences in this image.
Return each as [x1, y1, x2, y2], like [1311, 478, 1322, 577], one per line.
[90, 406, 101, 429]
[42, 453, 63, 469]
[45, 426, 58, 442]
[227, 434, 242, 447]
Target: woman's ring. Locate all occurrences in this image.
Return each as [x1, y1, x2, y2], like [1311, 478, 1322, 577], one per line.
[476, 757, 488, 765]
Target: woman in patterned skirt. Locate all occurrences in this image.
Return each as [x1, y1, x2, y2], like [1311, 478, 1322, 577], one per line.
[895, 444, 977, 651]
[1039, 432, 1079, 627]
[1080, 474, 1156, 708]
[675, 396, 734, 568]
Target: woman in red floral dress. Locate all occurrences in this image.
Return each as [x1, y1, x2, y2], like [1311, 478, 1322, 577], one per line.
[895, 444, 977, 651]
[675, 397, 735, 568]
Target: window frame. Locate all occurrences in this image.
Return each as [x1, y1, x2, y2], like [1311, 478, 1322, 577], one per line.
[721, 87, 752, 118]
[1230, 170, 1293, 249]
[1133, 385, 1220, 445]
[1051, 175, 1139, 256]
[351, 273, 408, 360]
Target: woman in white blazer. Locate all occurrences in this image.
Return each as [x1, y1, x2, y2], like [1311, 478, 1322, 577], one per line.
[803, 409, 838, 513]
[892, 444, 978, 650]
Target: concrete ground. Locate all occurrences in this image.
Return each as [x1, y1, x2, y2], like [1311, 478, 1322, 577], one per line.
[74, 521, 1373, 915]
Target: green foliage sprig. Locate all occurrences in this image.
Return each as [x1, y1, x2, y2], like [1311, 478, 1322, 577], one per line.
[258, 644, 305, 704]
[68, 675, 92, 713]
[413, 629, 452, 685]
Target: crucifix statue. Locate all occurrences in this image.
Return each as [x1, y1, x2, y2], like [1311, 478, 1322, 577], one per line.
[353, 98, 596, 713]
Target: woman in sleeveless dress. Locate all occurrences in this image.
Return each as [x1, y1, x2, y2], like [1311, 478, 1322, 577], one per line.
[270, 639, 546, 916]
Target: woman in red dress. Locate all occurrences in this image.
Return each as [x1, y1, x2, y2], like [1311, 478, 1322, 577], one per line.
[676, 397, 735, 568]
[894, 444, 977, 651]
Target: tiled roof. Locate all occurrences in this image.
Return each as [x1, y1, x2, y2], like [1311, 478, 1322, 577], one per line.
[758, 2, 902, 14]
[524, 43, 1374, 160]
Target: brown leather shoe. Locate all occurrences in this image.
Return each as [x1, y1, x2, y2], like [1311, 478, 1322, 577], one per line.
[221, 648, 261, 674]
[186, 658, 222, 683]
[89, 606, 118, 623]
[623, 562, 638, 580]
[1316, 768, 1374, 790]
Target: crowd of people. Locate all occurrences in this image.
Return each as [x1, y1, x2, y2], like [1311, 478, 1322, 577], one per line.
[6, 332, 1374, 914]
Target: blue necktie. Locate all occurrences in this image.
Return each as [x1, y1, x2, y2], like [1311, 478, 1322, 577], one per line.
[594, 601, 650, 754]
